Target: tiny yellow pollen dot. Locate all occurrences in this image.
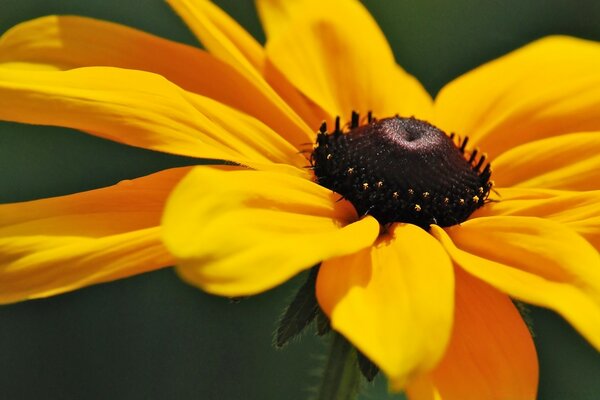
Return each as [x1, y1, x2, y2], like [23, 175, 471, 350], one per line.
[458, 198, 465, 205]
[443, 197, 450, 204]
[473, 195, 480, 203]
[408, 188, 414, 196]
[326, 153, 333, 160]
[392, 191, 399, 199]
[478, 187, 484, 195]
[422, 191, 430, 199]
[414, 204, 422, 212]
[347, 167, 354, 174]
[376, 181, 383, 188]
[362, 182, 369, 190]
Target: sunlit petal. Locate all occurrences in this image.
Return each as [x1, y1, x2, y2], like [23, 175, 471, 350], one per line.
[166, 0, 319, 144]
[492, 132, 600, 190]
[431, 218, 600, 351]
[167, 0, 263, 77]
[0, 168, 192, 303]
[162, 167, 379, 297]
[435, 36, 600, 158]
[261, 0, 432, 122]
[476, 188, 600, 249]
[0, 15, 321, 146]
[317, 224, 453, 391]
[0, 66, 306, 170]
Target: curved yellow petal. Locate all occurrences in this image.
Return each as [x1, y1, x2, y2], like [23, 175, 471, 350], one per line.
[0, 66, 306, 170]
[167, 0, 263, 78]
[492, 132, 600, 190]
[407, 269, 538, 400]
[183, 0, 331, 128]
[166, 0, 318, 145]
[255, 0, 300, 39]
[317, 224, 454, 391]
[162, 167, 379, 297]
[262, 0, 432, 122]
[431, 217, 600, 351]
[0, 167, 191, 303]
[0, 15, 318, 147]
[476, 188, 600, 249]
[435, 36, 600, 159]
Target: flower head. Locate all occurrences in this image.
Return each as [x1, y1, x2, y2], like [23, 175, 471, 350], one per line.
[0, 0, 599, 398]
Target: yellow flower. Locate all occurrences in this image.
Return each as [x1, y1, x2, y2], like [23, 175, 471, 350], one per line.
[0, 0, 599, 398]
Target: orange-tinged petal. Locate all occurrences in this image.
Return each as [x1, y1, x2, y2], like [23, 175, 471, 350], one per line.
[431, 217, 600, 351]
[262, 0, 432, 122]
[405, 375, 442, 400]
[492, 132, 600, 190]
[0, 167, 191, 303]
[409, 268, 538, 400]
[317, 224, 453, 391]
[166, 0, 318, 145]
[435, 36, 600, 158]
[162, 167, 379, 297]
[0, 66, 306, 170]
[476, 188, 600, 249]
[0, 15, 317, 147]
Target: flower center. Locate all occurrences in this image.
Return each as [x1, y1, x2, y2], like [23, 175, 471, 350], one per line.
[311, 113, 493, 229]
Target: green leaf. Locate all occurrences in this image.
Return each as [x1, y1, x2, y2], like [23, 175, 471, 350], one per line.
[356, 350, 380, 382]
[316, 307, 331, 336]
[316, 332, 361, 400]
[275, 266, 320, 348]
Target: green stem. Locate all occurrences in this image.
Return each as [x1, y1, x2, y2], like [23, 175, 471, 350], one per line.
[316, 332, 361, 400]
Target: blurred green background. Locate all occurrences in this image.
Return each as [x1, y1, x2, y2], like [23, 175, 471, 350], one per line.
[1, 1, 600, 399]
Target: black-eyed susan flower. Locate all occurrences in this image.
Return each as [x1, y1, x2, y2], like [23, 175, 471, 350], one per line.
[0, 0, 599, 398]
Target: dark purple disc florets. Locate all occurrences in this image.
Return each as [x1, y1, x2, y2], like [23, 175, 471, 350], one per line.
[311, 113, 492, 229]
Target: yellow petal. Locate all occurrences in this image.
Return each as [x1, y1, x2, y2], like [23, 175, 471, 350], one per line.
[0, 167, 190, 303]
[431, 217, 600, 351]
[0, 66, 306, 170]
[262, 0, 432, 122]
[317, 224, 454, 391]
[435, 36, 600, 159]
[167, 0, 264, 78]
[408, 268, 538, 400]
[492, 132, 600, 190]
[255, 0, 300, 39]
[166, 0, 318, 145]
[476, 188, 600, 249]
[162, 167, 379, 297]
[0, 15, 316, 147]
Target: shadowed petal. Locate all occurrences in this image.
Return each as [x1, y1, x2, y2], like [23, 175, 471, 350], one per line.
[435, 36, 600, 158]
[162, 167, 379, 297]
[260, 0, 432, 122]
[492, 132, 600, 190]
[406, 268, 538, 400]
[0, 66, 306, 170]
[317, 224, 453, 391]
[431, 217, 600, 351]
[0, 167, 191, 303]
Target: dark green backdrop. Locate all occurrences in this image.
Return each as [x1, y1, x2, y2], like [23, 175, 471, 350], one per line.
[1, 1, 599, 399]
